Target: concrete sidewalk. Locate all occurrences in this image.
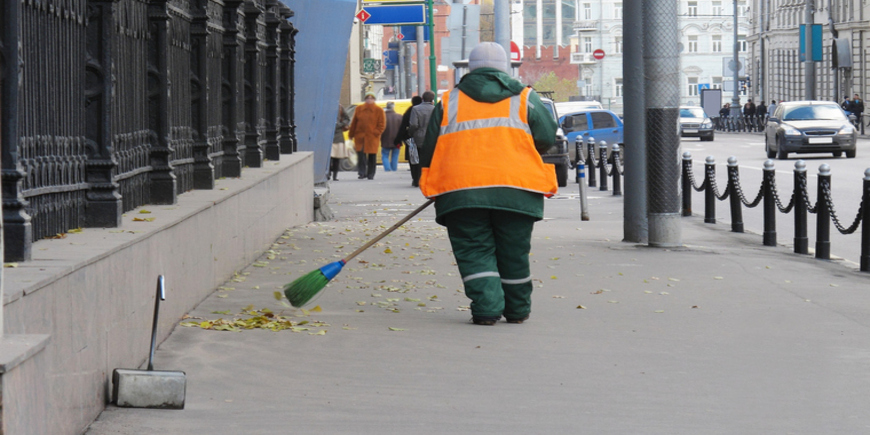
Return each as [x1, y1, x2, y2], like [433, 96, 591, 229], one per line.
[86, 165, 870, 434]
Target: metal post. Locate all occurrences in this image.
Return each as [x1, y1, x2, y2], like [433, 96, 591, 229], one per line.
[762, 160, 777, 246]
[599, 141, 608, 191]
[805, 0, 816, 100]
[579, 163, 589, 221]
[794, 160, 809, 254]
[815, 164, 831, 260]
[624, 0, 647, 243]
[644, 0, 681, 247]
[705, 156, 716, 224]
[861, 168, 870, 272]
[417, 26, 425, 94]
[682, 152, 692, 216]
[575, 137, 583, 183]
[611, 144, 622, 196]
[586, 137, 597, 188]
[494, 0, 510, 56]
[730, 0, 741, 118]
[428, 0, 436, 94]
[727, 157, 744, 233]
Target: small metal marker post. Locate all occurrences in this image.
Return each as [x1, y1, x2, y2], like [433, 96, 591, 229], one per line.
[579, 162, 589, 221]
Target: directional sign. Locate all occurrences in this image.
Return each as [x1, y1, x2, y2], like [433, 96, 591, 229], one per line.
[363, 58, 382, 74]
[357, 4, 426, 25]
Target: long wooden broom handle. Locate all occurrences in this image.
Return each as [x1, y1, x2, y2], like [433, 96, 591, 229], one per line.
[343, 199, 434, 263]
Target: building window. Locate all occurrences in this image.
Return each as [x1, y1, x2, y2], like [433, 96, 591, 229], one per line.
[688, 77, 699, 96]
[688, 35, 698, 53]
[712, 35, 722, 52]
[614, 2, 622, 19]
[712, 76, 723, 90]
[583, 3, 592, 20]
[614, 36, 623, 54]
[687, 1, 698, 16]
[739, 0, 749, 17]
[584, 76, 594, 97]
[614, 78, 623, 97]
[712, 1, 723, 16]
[738, 35, 747, 52]
[584, 36, 593, 53]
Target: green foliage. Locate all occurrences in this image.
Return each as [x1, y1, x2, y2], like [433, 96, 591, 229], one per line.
[532, 71, 579, 103]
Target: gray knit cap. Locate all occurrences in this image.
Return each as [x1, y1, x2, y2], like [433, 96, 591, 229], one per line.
[468, 42, 508, 73]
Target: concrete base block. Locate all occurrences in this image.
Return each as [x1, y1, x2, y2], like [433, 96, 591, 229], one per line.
[112, 369, 186, 409]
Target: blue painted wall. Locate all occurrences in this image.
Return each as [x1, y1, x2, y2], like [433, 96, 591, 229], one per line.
[282, 0, 356, 184]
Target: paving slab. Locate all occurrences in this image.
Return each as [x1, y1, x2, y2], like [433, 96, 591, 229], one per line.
[86, 165, 870, 435]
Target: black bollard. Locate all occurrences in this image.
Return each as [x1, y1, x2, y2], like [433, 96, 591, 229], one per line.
[599, 141, 608, 192]
[815, 164, 831, 260]
[682, 152, 692, 216]
[611, 144, 622, 196]
[587, 137, 597, 189]
[705, 156, 716, 224]
[727, 157, 744, 233]
[793, 161, 809, 254]
[762, 160, 777, 246]
[575, 138, 583, 183]
[861, 169, 870, 272]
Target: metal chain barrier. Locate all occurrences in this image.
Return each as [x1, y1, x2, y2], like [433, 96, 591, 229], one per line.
[770, 175, 795, 213]
[822, 179, 864, 235]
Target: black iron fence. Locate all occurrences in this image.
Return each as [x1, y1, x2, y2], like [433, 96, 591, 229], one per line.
[572, 137, 870, 272]
[1, 0, 298, 261]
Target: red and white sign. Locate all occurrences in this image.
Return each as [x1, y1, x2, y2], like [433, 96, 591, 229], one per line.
[593, 49, 605, 60]
[355, 9, 371, 22]
[397, 32, 404, 40]
[510, 41, 521, 62]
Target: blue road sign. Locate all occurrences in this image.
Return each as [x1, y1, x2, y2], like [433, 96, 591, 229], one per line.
[383, 50, 398, 67]
[360, 5, 426, 25]
[400, 25, 429, 42]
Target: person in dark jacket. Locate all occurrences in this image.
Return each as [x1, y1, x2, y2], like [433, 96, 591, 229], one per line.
[418, 42, 557, 326]
[394, 96, 423, 185]
[407, 91, 436, 187]
[330, 103, 351, 181]
[380, 102, 403, 172]
[850, 93, 864, 123]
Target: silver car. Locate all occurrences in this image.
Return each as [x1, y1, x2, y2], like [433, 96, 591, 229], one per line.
[765, 101, 857, 159]
[679, 106, 715, 141]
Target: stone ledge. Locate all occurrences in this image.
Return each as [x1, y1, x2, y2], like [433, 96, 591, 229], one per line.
[0, 334, 50, 374]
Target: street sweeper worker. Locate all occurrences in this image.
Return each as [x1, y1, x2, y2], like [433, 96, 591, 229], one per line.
[417, 42, 558, 326]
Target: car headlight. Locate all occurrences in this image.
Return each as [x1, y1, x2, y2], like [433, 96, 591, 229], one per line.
[701, 119, 712, 128]
[782, 125, 801, 136]
[838, 124, 855, 135]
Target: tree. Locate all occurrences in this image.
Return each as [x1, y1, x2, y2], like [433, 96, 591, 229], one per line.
[531, 71, 579, 102]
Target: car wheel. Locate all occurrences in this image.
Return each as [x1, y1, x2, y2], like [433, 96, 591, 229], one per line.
[833, 151, 843, 157]
[776, 136, 788, 160]
[765, 136, 776, 158]
[846, 149, 856, 158]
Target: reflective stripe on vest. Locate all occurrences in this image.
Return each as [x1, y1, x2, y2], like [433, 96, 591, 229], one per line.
[419, 87, 558, 198]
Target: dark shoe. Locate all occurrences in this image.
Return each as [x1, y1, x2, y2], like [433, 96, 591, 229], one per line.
[505, 315, 529, 324]
[358, 175, 366, 179]
[472, 316, 500, 326]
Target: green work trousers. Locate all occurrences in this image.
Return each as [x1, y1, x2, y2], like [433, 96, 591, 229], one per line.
[443, 209, 535, 320]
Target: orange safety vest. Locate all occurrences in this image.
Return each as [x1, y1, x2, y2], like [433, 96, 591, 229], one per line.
[420, 87, 557, 198]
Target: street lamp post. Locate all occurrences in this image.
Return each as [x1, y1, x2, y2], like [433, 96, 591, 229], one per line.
[730, 0, 741, 118]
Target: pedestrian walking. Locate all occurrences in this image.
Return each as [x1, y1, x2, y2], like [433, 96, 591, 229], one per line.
[842, 95, 852, 113]
[756, 100, 767, 130]
[380, 102, 403, 172]
[394, 96, 423, 186]
[417, 42, 558, 326]
[348, 91, 386, 180]
[407, 90, 437, 188]
[850, 93, 864, 126]
[767, 100, 777, 118]
[743, 99, 756, 131]
[330, 103, 351, 181]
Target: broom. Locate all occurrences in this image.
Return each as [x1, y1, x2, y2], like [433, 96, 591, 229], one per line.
[284, 199, 434, 307]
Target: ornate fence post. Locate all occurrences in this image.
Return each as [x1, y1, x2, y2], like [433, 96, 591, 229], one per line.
[861, 168, 870, 272]
[598, 141, 608, 191]
[727, 156, 743, 233]
[793, 160, 809, 254]
[262, 0, 280, 161]
[147, 0, 178, 204]
[191, 0, 216, 189]
[704, 156, 716, 224]
[586, 136, 596, 188]
[815, 164, 831, 260]
[287, 11, 298, 152]
[681, 152, 692, 216]
[221, 0, 245, 176]
[762, 159, 777, 246]
[277, 5, 295, 154]
[2, 0, 33, 261]
[611, 144, 622, 196]
[243, 0, 265, 167]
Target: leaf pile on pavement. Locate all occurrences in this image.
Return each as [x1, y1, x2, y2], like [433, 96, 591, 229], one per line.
[179, 305, 329, 333]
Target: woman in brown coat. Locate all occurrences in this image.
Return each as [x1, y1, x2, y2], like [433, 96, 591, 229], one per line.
[348, 92, 386, 180]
